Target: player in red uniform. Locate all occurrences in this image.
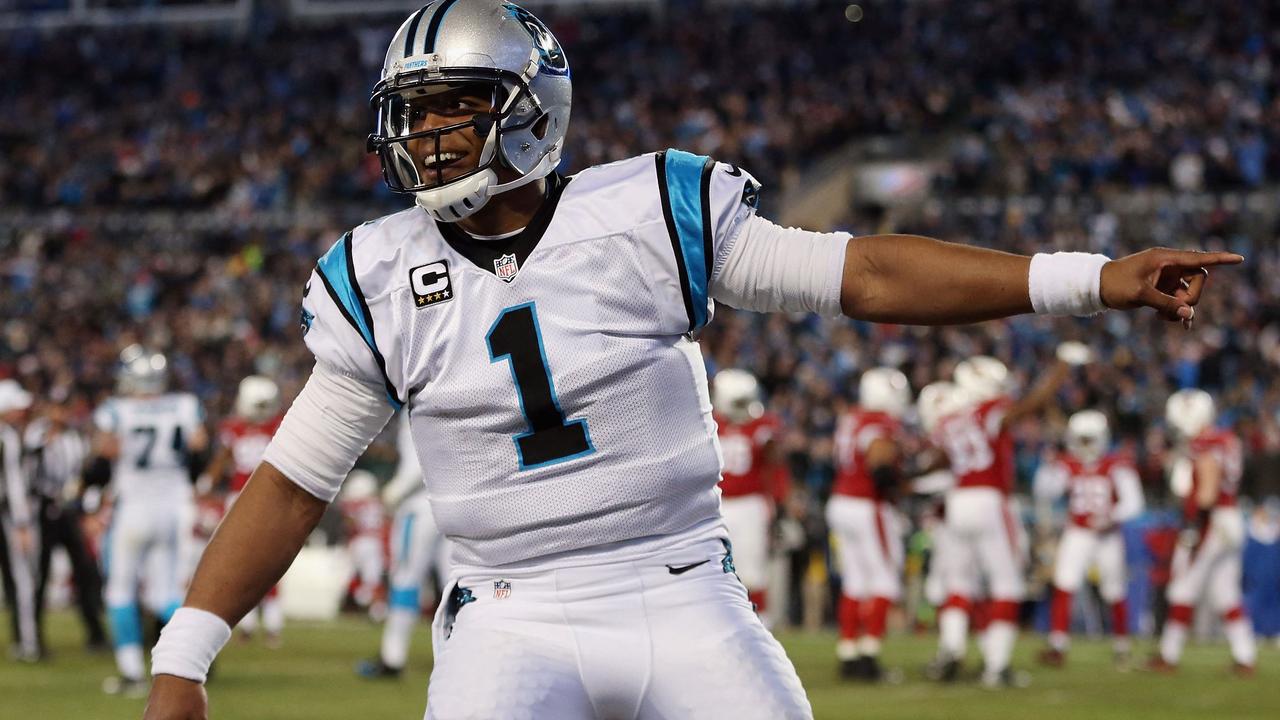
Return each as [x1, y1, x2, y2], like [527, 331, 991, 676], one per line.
[930, 344, 1088, 687]
[1151, 390, 1256, 675]
[200, 376, 284, 644]
[1034, 410, 1144, 667]
[340, 470, 388, 618]
[827, 367, 911, 681]
[914, 382, 970, 647]
[713, 369, 785, 625]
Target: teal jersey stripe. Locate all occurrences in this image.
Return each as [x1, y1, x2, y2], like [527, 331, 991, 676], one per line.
[316, 233, 373, 351]
[315, 232, 404, 409]
[662, 149, 713, 331]
[398, 512, 416, 565]
[317, 233, 375, 351]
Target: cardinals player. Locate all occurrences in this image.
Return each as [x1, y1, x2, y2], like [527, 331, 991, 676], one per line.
[914, 382, 970, 639]
[1150, 390, 1256, 675]
[713, 369, 784, 624]
[201, 377, 285, 645]
[1034, 410, 1144, 667]
[828, 367, 911, 681]
[340, 470, 388, 617]
[930, 343, 1088, 688]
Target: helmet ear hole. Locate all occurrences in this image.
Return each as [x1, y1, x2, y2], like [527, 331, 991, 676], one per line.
[532, 114, 550, 140]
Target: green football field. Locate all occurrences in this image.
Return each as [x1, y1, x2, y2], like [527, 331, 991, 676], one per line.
[6, 612, 1279, 719]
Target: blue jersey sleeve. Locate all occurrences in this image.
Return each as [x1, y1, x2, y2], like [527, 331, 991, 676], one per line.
[652, 149, 761, 334]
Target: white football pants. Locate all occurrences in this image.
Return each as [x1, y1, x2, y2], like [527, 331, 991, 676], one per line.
[719, 494, 771, 591]
[943, 488, 1026, 602]
[382, 491, 449, 668]
[1052, 526, 1127, 601]
[426, 539, 812, 720]
[348, 535, 385, 606]
[1166, 509, 1245, 609]
[105, 496, 193, 679]
[826, 496, 903, 601]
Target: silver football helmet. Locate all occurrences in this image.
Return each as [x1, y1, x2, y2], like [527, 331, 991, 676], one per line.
[117, 345, 169, 396]
[368, 0, 572, 222]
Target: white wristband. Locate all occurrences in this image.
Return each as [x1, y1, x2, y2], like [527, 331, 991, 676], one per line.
[1027, 252, 1110, 316]
[151, 607, 233, 683]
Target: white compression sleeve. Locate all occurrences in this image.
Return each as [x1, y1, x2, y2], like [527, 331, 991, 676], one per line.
[709, 214, 848, 317]
[260, 362, 395, 502]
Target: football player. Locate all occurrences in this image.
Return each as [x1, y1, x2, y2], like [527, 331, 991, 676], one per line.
[143, 2, 1240, 718]
[200, 376, 285, 645]
[358, 412, 450, 679]
[712, 368, 783, 625]
[929, 346, 1088, 688]
[1033, 410, 1144, 667]
[914, 381, 968, 623]
[1150, 390, 1256, 675]
[95, 346, 207, 697]
[0, 380, 38, 663]
[339, 470, 388, 617]
[828, 367, 911, 681]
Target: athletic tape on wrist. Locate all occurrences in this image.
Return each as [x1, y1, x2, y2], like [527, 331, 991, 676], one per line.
[150, 607, 233, 683]
[1028, 252, 1110, 316]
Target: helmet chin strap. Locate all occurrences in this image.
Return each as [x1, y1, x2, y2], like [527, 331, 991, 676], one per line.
[489, 152, 556, 195]
[415, 150, 557, 223]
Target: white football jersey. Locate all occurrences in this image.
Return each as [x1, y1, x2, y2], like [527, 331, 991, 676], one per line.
[301, 151, 761, 568]
[95, 393, 204, 503]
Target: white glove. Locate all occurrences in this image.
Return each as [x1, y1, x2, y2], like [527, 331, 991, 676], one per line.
[1056, 341, 1093, 366]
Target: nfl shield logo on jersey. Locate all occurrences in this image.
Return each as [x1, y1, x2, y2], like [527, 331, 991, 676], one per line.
[493, 579, 512, 599]
[494, 254, 519, 283]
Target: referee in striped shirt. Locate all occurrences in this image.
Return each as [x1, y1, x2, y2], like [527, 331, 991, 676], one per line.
[25, 398, 107, 653]
[0, 379, 38, 662]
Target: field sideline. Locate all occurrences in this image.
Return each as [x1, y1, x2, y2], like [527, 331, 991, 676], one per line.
[6, 612, 1279, 719]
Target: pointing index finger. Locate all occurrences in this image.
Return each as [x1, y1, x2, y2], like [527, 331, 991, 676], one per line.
[1160, 250, 1244, 269]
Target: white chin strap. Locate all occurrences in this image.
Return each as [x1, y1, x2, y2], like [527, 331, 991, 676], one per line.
[414, 151, 557, 224]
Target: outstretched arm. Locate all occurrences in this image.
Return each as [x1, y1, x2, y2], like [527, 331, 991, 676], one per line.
[145, 464, 326, 720]
[839, 235, 1241, 325]
[1003, 360, 1070, 428]
[144, 364, 393, 720]
[185, 463, 323, 624]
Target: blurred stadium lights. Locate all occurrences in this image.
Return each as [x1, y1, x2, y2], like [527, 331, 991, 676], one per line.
[290, 0, 662, 18]
[0, 0, 828, 29]
[853, 162, 934, 206]
[0, 0, 251, 30]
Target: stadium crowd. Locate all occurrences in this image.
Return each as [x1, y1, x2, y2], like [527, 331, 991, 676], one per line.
[3, 0, 1280, 664]
[3, 0, 1280, 215]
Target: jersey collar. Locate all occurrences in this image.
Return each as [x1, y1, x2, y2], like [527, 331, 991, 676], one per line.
[435, 173, 570, 279]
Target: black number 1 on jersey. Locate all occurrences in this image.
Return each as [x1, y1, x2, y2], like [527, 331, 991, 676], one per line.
[487, 302, 594, 469]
